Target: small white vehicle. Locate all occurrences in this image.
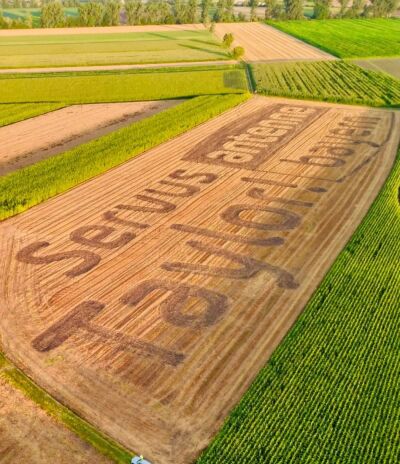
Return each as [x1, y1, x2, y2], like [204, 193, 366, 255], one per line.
[131, 456, 151, 464]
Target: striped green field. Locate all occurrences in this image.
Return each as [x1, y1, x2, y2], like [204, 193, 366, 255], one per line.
[197, 149, 400, 463]
[0, 29, 230, 68]
[0, 66, 248, 104]
[250, 60, 400, 107]
[269, 19, 400, 59]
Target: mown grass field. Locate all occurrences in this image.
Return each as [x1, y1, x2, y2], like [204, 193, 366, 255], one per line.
[0, 93, 249, 220]
[0, 66, 247, 103]
[250, 60, 400, 107]
[0, 102, 65, 127]
[197, 149, 400, 463]
[269, 19, 400, 59]
[0, 30, 230, 68]
[353, 57, 400, 80]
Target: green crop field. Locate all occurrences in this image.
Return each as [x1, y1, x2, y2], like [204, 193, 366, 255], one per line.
[250, 60, 400, 107]
[0, 29, 231, 69]
[0, 66, 247, 103]
[353, 58, 400, 80]
[197, 149, 400, 463]
[269, 19, 400, 59]
[0, 93, 249, 220]
[0, 102, 65, 127]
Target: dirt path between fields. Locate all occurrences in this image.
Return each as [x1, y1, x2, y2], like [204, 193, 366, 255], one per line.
[0, 100, 180, 176]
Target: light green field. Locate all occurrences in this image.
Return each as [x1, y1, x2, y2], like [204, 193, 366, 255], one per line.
[353, 57, 400, 80]
[269, 19, 400, 58]
[0, 66, 247, 103]
[0, 102, 65, 127]
[0, 30, 231, 68]
[250, 60, 400, 107]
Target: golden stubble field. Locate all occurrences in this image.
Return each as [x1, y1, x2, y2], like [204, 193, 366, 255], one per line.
[0, 97, 399, 464]
[214, 23, 334, 61]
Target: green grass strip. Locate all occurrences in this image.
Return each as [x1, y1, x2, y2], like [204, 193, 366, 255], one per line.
[0, 93, 249, 220]
[250, 60, 400, 107]
[0, 102, 65, 127]
[197, 150, 400, 463]
[0, 67, 248, 104]
[0, 353, 132, 463]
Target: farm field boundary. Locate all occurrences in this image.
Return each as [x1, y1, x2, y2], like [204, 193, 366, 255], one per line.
[250, 60, 400, 107]
[1, 96, 398, 464]
[197, 146, 400, 463]
[0, 60, 238, 75]
[268, 18, 400, 59]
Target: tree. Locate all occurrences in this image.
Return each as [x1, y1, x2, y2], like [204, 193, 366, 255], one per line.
[224, 0, 234, 21]
[78, 1, 104, 26]
[41, 1, 65, 27]
[232, 46, 244, 59]
[125, 0, 143, 25]
[173, 0, 186, 23]
[265, 0, 283, 19]
[213, 0, 224, 21]
[336, 0, 350, 17]
[368, 0, 399, 17]
[284, 0, 303, 19]
[186, 0, 197, 23]
[345, 0, 365, 17]
[249, 0, 259, 21]
[313, 0, 331, 18]
[222, 32, 234, 47]
[103, 0, 120, 26]
[200, 0, 212, 23]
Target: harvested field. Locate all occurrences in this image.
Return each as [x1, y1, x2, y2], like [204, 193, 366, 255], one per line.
[213, 23, 333, 62]
[0, 96, 399, 464]
[0, 100, 180, 176]
[0, 376, 111, 463]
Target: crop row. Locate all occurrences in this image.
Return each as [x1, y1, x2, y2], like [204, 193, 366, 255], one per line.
[251, 60, 400, 107]
[0, 93, 249, 220]
[197, 151, 400, 463]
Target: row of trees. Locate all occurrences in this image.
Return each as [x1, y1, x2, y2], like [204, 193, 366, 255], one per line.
[265, 0, 399, 19]
[1, 0, 399, 28]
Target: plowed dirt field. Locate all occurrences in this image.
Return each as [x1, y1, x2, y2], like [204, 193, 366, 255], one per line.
[0, 97, 398, 464]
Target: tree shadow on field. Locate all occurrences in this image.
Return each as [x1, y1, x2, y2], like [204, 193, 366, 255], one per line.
[180, 43, 229, 58]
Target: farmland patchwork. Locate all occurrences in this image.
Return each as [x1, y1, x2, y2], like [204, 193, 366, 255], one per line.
[1, 97, 399, 463]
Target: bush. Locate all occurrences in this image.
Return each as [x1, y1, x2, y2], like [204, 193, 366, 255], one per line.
[232, 46, 245, 60]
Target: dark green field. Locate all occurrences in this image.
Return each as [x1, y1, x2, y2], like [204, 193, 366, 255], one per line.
[269, 19, 400, 58]
[250, 60, 400, 107]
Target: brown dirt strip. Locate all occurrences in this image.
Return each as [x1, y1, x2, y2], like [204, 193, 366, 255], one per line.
[0, 376, 111, 464]
[214, 22, 335, 62]
[0, 60, 237, 75]
[0, 100, 180, 176]
[0, 96, 398, 464]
